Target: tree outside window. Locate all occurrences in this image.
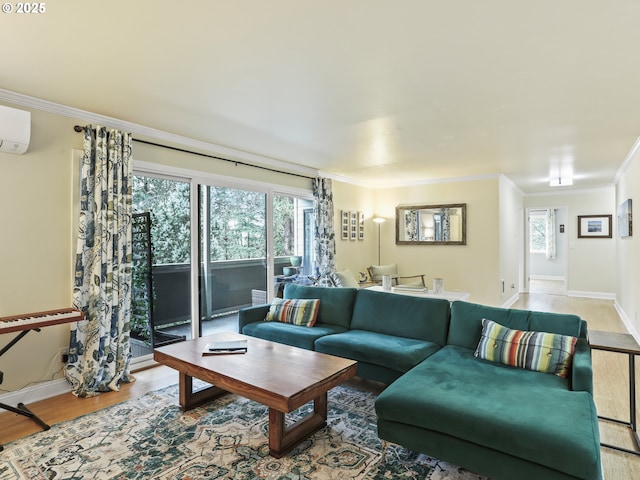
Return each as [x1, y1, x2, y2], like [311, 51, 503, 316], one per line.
[529, 212, 547, 254]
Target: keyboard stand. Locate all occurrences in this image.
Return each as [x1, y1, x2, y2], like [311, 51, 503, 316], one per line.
[0, 328, 51, 452]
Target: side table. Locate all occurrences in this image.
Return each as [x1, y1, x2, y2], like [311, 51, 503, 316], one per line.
[589, 330, 640, 456]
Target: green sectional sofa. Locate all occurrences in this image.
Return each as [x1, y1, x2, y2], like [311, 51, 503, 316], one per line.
[238, 284, 602, 480]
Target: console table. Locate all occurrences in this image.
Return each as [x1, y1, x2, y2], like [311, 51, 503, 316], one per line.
[589, 330, 640, 456]
[366, 285, 470, 303]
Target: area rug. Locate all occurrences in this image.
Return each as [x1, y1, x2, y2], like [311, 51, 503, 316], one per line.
[0, 384, 487, 479]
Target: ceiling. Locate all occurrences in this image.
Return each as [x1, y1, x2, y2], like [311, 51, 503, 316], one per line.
[2, 0, 640, 193]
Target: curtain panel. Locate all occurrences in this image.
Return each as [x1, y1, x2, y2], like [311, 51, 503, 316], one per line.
[312, 177, 336, 286]
[66, 126, 135, 397]
[546, 208, 557, 260]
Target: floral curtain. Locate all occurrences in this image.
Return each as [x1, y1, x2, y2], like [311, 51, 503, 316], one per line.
[440, 208, 451, 242]
[65, 125, 135, 397]
[312, 177, 336, 286]
[404, 210, 418, 240]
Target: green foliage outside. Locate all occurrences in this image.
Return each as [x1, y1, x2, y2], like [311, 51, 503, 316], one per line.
[529, 214, 547, 253]
[132, 177, 298, 263]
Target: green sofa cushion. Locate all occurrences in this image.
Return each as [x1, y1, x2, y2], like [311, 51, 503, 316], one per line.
[315, 330, 441, 373]
[375, 345, 601, 480]
[351, 289, 450, 344]
[241, 321, 347, 350]
[283, 284, 357, 328]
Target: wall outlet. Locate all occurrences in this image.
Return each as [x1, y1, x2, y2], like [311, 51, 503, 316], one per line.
[59, 347, 69, 363]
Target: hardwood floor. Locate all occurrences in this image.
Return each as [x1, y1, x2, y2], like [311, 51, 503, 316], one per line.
[2, 293, 639, 479]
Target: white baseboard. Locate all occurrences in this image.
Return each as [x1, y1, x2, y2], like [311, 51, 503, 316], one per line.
[131, 355, 158, 371]
[530, 275, 566, 282]
[567, 290, 616, 300]
[0, 378, 71, 411]
[0, 356, 159, 410]
[501, 293, 520, 308]
[614, 300, 640, 345]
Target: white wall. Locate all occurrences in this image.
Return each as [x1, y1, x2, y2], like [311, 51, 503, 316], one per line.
[499, 176, 525, 304]
[615, 144, 640, 339]
[524, 187, 616, 297]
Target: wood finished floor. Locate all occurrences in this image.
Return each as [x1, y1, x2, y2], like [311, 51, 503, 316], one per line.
[1, 291, 639, 479]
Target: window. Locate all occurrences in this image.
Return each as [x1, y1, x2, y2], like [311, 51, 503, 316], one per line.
[529, 211, 547, 254]
[529, 209, 556, 260]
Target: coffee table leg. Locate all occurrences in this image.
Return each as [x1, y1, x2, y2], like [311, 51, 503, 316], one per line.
[178, 372, 227, 411]
[268, 393, 328, 458]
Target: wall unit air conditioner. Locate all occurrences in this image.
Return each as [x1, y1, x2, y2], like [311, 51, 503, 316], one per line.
[0, 105, 31, 154]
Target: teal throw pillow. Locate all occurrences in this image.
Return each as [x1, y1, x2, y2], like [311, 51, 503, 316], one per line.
[265, 298, 320, 327]
[474, 318, 578, 378]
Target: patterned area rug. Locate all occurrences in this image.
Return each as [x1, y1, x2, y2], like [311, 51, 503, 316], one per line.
[0, 384, 487, 479]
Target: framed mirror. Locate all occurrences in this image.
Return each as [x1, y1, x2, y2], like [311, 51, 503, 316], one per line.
[396, 203, 466, 245]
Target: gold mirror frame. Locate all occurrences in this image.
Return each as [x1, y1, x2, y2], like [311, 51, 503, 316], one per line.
[396, 203, 466, 245]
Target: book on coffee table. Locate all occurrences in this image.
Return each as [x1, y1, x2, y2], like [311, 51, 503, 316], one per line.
[393, 285, 427, 292]
[203, 339, 248, 355]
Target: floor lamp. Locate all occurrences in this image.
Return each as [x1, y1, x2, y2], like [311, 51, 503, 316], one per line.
[373, 217, 386, 265]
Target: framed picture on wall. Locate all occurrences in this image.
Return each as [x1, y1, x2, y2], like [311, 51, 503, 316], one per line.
[618, 199, 632, 238]
[350, 211, 358, 240]
[358, 211, 365, 240]
[341, 210, 349, 240]
[577, 214, 612, 238]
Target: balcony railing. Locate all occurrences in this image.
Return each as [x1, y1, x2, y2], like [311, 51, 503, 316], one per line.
[150, 257, 310, 329]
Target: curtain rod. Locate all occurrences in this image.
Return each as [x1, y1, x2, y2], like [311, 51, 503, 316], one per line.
[73, 125, 314, 180]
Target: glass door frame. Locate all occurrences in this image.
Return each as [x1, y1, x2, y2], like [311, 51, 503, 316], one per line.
[134, 160, 312, 343]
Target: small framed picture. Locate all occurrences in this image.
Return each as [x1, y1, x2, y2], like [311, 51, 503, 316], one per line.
[341, 210, 349, 240]
[350, 211, 358, 240]
[577, 214, 612, 238]
[618, 199, 632, 238]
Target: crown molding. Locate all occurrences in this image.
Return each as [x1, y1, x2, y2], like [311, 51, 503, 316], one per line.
[0, 89, 318, 179]
[525, 184, 615, 197]
[613, 136, 640, 186]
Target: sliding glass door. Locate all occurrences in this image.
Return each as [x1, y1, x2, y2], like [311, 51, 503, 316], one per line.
[273, 194, 314, 295]
[131, 174, 192, 357]
[198, 185, 267, 336]
[131, 168, 314, 358]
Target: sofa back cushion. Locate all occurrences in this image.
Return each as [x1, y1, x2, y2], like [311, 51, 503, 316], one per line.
[283, 283, 357, 328]
[449, 301, 586, 350]
[350, 289, 450, 344]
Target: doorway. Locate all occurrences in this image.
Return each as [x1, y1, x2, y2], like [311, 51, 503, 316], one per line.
[525, 207, 568, 295]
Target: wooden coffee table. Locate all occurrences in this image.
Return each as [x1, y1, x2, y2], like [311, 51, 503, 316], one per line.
[153, 332, 357, 458]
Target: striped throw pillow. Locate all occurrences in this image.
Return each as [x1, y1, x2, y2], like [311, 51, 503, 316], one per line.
[474, 318, 578, 378]
[265, 298, 320, 327]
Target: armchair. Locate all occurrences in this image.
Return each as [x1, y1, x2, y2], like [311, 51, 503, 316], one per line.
[367, 264, 426, 287]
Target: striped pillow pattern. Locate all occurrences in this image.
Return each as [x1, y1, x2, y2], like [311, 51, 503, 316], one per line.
[474, 318, 578, 378]
[265, 298, 320, 327]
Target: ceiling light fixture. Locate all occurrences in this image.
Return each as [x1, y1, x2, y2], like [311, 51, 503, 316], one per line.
[550, 177, 574, 187]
